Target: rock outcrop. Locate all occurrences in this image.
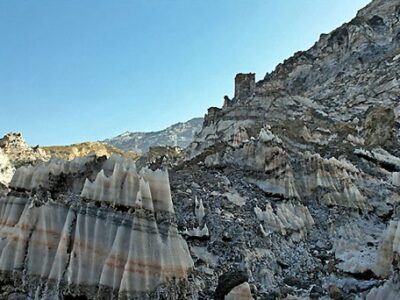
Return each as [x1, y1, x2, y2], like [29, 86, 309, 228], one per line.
[0, 133, 48, 168]
[0, 133, 49, 193]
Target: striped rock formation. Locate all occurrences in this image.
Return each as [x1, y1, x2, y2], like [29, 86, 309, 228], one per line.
[0, 154, 194, 299]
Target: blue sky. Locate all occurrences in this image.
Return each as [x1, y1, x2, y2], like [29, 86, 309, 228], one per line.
[0, 0, 370, 146]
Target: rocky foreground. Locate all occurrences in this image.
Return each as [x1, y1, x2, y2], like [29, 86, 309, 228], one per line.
[1, 0, 400, 299]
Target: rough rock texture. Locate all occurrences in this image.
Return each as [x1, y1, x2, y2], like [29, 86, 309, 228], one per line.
[0, 149, 14, 188]
[364, 106, 396, 148]
[0, 133, 48, 168]
[187, 0, 400, 159]
[136, 146, 185, 170]
[104, 118, 203, 153]
[171, 0, 400, 298]
[0, 133, 48, 193]
[0, 155, 194, 299]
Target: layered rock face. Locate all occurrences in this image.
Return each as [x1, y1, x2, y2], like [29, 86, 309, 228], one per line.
[188, 0, 400, 158]
[0, 155, 194, 299]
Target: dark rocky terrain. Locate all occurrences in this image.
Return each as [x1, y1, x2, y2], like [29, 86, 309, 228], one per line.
[0, 0, 399, 299]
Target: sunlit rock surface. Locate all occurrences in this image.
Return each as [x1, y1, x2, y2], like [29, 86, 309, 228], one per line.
[0, 149, 14, 188]
[0, 155, 194, 299]
[0, 133, 49, 193]
[0, 133, 48, 168]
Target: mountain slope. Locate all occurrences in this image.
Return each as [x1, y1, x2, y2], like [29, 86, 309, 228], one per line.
[188, 0, 400, 158]
[103, 117, 203, 153]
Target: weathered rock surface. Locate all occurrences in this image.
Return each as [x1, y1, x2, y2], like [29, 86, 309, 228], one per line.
[0, 133, 48, 169]
[364, 106, 396, 148]
[173, 0, 400, 298]
[0, 149, 14, 188]
[0, 133, 49, 193]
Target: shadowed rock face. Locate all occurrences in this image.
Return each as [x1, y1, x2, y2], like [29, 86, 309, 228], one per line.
[0, 155, 194, 299]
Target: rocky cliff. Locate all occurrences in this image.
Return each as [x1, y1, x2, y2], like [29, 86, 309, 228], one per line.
[188, 0, 400, 158]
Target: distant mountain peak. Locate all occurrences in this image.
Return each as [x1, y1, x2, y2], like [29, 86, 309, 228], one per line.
[103, 117, 203, 153]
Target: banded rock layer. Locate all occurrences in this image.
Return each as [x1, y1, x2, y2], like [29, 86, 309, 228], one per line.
[0, 155, 194, 299]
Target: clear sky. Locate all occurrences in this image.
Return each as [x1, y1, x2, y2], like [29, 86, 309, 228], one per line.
[0, 0, 370, 146]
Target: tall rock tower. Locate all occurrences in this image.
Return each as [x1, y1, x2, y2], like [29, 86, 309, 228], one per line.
[234, 73, 255, 101]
